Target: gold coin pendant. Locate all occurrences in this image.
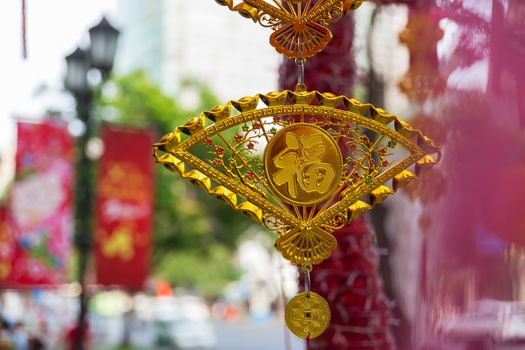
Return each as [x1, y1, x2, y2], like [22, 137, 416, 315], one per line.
[285, 292, 331, 339]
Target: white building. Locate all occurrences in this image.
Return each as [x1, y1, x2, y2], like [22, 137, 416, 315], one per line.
[116, 0, 281, 101]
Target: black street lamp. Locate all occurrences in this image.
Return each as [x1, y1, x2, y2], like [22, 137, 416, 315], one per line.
[89, 17, 120, 76]
[65, 16, 119, 350]
[65, 48, 90, 97]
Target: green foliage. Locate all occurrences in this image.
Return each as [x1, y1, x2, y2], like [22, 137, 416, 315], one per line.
[156, 244, 242, 298]
[98, 71, 216, 131]
[98, 71, 251, 297]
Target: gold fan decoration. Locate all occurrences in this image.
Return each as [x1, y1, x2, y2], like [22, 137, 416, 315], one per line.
[155, 1, 440, 340]
[154, 91, 440, 266]
[214, 0, 366, 58]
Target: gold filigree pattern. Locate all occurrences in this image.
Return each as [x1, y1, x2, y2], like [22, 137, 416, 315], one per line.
[264, 123, 344, 206]
[154, 90, 440, 265]
[214, 0, 366, 58]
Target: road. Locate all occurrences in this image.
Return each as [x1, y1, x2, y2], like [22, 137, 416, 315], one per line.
[92, 317, 525, 350]
[213, 320, 304, 350]
[213, 321, 525, 350]
[416, 341, 524, 350]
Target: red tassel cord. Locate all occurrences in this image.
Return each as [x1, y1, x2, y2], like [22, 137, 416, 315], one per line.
[306, 336, 311, 350]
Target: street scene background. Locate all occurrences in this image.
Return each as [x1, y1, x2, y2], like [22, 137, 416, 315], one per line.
[1, 1, 525, 350]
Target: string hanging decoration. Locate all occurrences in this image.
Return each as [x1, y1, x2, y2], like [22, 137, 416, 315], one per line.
[154, 0, 440, 340]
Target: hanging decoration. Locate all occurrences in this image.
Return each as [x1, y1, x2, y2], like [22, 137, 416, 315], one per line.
[215, 0, 365, 59]
[398, 8, 445, 103]
[280, 13, 396, 350]
[393, 6, 446, 348]
[395, 7, 447, 229]
[154, 0, 440, 340]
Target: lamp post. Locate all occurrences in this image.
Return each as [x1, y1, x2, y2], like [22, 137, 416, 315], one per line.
[65, 16, 119, 350]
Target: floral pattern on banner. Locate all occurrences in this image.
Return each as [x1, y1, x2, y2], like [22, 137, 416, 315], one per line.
[5, 121, 74, 286]
[94, 125, 154, 290]
[0, 205, 13, 281]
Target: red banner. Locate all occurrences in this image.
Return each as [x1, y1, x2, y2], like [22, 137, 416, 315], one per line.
[0, 205, 14, 283]
[94, 125, 154, 290]
[5, 120, 74, 286]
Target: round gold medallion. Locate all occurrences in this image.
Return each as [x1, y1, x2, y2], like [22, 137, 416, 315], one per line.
[285, 292, 331, 339]
[264, 123, 343, 206]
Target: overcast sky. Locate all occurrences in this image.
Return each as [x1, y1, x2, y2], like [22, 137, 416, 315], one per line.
[0, 0, 117, 153]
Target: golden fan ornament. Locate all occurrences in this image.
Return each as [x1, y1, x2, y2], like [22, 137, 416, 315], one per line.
[153, 91, 440, 266]
[215, 0, 365, 58]
[154, 0, 440, 340]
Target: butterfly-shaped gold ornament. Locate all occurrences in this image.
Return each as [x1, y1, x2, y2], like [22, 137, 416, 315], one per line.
[154, 91, 440, 266]
[215, 0, 365, 58]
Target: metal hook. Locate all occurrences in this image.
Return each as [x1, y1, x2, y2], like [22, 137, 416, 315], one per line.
[303, 263, 312, 296]
[295, 58, 306, 91]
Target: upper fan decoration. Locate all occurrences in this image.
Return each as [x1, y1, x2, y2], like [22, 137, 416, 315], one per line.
[214, 0, 366, 58]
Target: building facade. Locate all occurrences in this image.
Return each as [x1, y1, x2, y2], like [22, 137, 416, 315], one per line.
[116, 0, 281, 100]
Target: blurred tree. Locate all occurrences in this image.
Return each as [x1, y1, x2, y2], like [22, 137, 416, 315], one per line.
[97, 71, 251, 297]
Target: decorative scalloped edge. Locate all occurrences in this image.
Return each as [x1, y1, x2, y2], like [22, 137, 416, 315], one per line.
[215, 0, 366, 21]
[154, 90, 440, 237]
[213, 0, 366, 59]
